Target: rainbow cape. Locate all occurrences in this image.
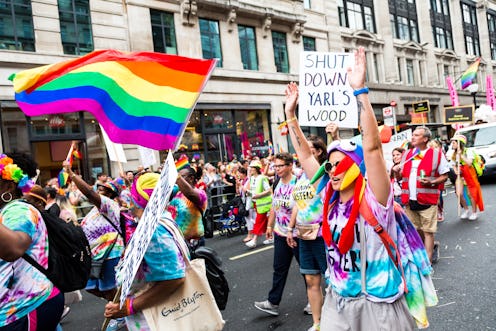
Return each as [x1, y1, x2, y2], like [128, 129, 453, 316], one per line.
[9, 50, 217, 150]
[461, 58, 480, 89]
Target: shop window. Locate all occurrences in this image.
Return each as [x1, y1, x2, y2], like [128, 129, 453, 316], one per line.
[151, 9, 177, 54]
[58, 0, 93, 55]
[0, 0, 35, 51]
[200, 18, 222, 67]
[238, 25, 258, 70]
[28, 113, 83, 139]
[272, 31, 289, 73]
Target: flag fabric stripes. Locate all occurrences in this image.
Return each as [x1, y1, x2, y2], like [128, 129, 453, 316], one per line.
[461, 58, 481, 90]
[10, 50, 217, 150]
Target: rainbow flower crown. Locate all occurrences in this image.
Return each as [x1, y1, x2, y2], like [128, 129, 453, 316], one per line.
[0, 154, 35, 193]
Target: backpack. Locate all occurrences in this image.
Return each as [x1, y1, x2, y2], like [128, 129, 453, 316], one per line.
[472, 152, 486, 176]
[359, 201, 437, 329]
[191, 246, 229, 310]
[23, 210, 92, 292]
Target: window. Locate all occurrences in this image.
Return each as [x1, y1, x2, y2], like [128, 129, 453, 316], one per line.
[272, 31, 289, 73]
[58, 0, 93, 55]
[389, 0, 419, 42]
[429, 0, 453, 49]
[238, 25, 258, 70]
[373, 53, 380, 82]
[304, 0, 311, 9]
[0, 0, 35, 51]
[460, 1, 480, 56]
[303, 36, 316, 51]
[151, 9, 177, 54]
[199, 18, 222, 67]
[397, 57, 403, 82]
[338, 0, 376, 33]
[488, 11, 496, 60]
[406, 59, 414, 85]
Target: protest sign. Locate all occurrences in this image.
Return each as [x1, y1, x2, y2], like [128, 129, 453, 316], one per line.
[444, 105, 474, 124]
[299, 52, 357, 128]
[117, 151, 177, 306]
[138, 146, 158, 169]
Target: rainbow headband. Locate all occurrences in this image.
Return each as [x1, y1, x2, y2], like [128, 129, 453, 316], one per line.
[0, 154, 35, 193]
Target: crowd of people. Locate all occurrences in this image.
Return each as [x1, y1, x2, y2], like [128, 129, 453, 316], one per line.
[0, 46, 486, 331]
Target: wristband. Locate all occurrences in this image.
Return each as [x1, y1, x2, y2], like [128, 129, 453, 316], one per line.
[286, 117, 298, 124]
[353, 87, 369, 96]
[267, 226, 273, 229]
[287, 227, 294, 231]
[126, 297, 135, 315]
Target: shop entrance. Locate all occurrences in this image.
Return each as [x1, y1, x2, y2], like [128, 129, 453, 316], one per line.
[204, 133, 238, 164]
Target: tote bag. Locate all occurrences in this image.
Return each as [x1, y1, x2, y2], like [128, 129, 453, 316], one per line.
[142, 220, 225, 331]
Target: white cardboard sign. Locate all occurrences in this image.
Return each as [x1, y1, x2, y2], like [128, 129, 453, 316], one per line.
[299, 52, 357, 128]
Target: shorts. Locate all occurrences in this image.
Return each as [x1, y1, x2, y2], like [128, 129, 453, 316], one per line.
[299, 237, 327, 275]
[320, 288, 414, 331]
[405, 205, 438, 233]
[85, 257, 120, 292]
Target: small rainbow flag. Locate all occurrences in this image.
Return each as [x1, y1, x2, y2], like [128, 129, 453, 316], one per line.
[58, 169, 69, 188]
[461, 58, 480, 89]
[9, 50, 217, 150]
[175, 155, 190, 171]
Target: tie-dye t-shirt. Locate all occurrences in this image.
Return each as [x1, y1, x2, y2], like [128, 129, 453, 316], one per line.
[120, 218, 187, 331]
[325, 183, 404, 302]
[81, 195, 124, 260]
[0, 200, 52, 326]
[272, 176, 296, 237]
[166, 186, 207, 240]
[292, 173, 324, 235]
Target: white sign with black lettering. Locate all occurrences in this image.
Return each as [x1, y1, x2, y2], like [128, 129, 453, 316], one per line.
[299, 52, 357, 128]
[117, 151, 177, 307]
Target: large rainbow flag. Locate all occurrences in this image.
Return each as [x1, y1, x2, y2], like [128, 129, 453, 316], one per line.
[9, 50, 217, 150]
[460, 58, 480, 90]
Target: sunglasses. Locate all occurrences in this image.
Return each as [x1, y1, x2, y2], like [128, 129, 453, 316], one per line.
[324, 160, 340, 173]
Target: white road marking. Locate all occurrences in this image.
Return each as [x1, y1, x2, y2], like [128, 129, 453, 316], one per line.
[229, 245, 274, 260]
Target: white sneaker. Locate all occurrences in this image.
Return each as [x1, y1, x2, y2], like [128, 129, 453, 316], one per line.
[254, 300, 279, 316]
[460, 209, 470, 219]
[245, 238, 257, 248]
[263, 238, 274, 245]
[307, 323, 320, 331]
[303, 302, 312, 315]
[469, 212, 478, 221]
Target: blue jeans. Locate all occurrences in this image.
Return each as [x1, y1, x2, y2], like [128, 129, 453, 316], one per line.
[268, 234, 301, 305]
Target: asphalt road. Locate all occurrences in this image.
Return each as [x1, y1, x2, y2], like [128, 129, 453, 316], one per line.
[62, 180, 496, 331]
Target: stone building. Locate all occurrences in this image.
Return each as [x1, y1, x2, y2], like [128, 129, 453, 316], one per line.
[0, 0, 494, 182]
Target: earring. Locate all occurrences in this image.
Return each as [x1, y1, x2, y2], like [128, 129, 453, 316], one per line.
[1, 192, 13, 203]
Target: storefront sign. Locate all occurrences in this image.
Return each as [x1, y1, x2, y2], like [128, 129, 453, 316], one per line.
[48, 115, 65, 128]
[412, 100, 430, 114]
[444, 105, 474, 124]
[299, 52, 357, 128]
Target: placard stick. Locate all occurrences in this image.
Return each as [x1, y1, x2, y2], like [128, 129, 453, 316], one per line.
[101, 287, 122, 331]
[66, 141, 75, 163]
[456, 152, 461, 217]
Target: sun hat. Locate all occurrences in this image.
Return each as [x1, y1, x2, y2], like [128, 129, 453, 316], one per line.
[450, 134, 467, 145]
[249, 160, 262, 169]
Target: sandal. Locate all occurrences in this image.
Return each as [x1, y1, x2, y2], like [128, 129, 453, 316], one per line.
[243, 236, 253, 243]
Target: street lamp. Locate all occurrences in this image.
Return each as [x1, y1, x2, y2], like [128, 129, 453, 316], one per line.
[466, 83, 479, 109]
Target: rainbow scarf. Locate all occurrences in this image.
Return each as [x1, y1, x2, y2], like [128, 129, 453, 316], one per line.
[461, 58, 480, 89]
[9, 50, 217, 150]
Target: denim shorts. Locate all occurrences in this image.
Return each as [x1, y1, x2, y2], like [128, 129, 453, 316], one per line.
[299, 236, 327, 275]
[85, 257, 120, 291]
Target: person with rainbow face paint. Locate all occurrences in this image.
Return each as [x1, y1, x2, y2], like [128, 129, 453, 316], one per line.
[283, 47, 421, 330]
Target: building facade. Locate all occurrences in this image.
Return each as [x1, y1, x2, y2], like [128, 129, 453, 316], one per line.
[0, 0, 494, 183]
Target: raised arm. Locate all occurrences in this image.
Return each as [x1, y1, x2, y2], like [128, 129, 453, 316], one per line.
[63, 161, 102, 209]
[284, 82, 321, 181]
[349, 47, 389, 205]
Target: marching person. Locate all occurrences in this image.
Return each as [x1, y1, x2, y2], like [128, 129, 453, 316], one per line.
[63, 162, 125, 331]
[254, 153, 304, 317]
[0, 153, 64, 330]
[450, 134, 484, 220]
[104, 172, 186, 331]
[286, 47, 418, 330]
[392, 126, 449, 264]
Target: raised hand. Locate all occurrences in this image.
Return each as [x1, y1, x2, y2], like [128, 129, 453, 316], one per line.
[346, 47, 366, 90]
[284, 82, 299, 119]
